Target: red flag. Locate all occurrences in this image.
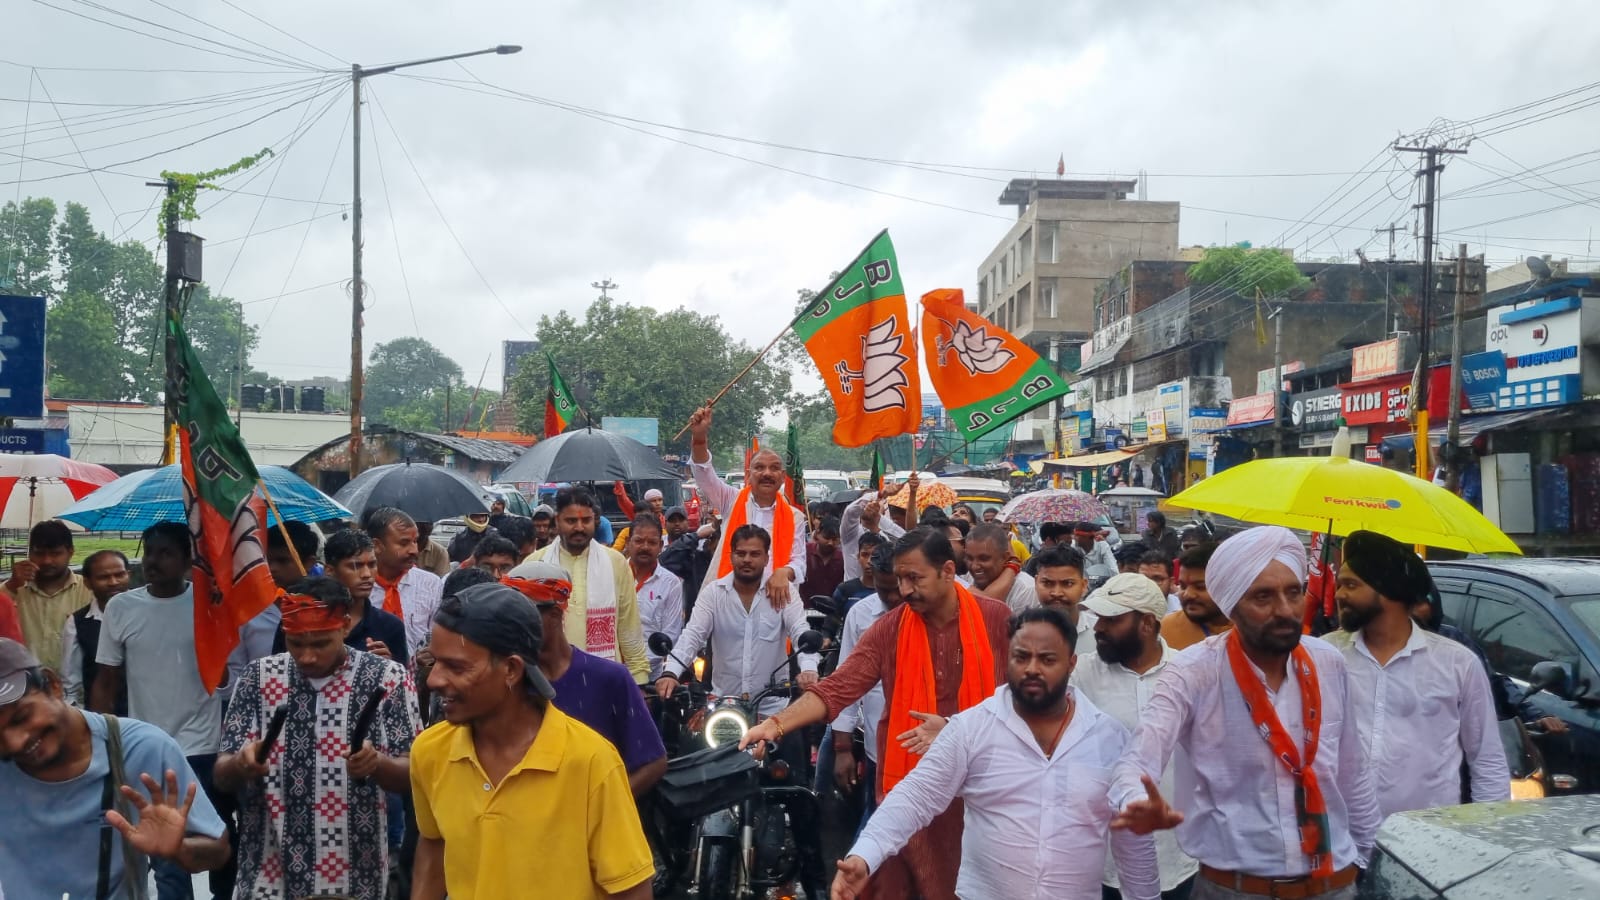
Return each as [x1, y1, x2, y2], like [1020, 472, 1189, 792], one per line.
[1056, 154, 1065, 176]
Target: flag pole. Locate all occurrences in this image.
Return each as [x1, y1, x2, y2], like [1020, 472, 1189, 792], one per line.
[257, 480, 308, 578]
[670, 323, 797, 442]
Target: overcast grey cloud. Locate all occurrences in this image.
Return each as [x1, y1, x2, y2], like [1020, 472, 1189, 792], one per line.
[6, 0, 1598, 393]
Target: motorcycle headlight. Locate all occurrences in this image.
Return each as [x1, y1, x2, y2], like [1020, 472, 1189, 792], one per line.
[703, 707, 750, 749]
[693, 657, 707, 682]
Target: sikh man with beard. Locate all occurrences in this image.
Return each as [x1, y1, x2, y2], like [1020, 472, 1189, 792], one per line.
[832, 606, 1159, 900]
[216, 577, 421, 900]
[1111, 527, 1380, 900]
[1160, 543, 1231, 651]
[1323, 531, 1508, 817]
[688, 406, 808, 606]
[1073, 574, 1199, 899]
[742, 528, 1011, 900]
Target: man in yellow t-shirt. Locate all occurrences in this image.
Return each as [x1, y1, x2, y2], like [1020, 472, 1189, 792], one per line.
[410, 581, 653, 899]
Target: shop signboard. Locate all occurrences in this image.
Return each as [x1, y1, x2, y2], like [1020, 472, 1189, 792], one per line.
[1351, 338, 1401, 382]
[1147, 408, 1167, 442]
[1256, 361, 1304, 395]
[1226, 391, 1277, 426]
[1187, 407, 1226, 460]
[1157, 381, 1184, 436]
[1458, 350, 1507, 410]
[1485, 297, 1585, 410]
[1340, 374, 1410, 426]
[1131, 416, 1148, 441]
[1290, 386, 1343, 432]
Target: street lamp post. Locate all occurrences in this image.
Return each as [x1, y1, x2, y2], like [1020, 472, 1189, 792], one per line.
[348, 44, 521, 479]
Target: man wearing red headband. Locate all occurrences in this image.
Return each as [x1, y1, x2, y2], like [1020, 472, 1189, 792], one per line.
[216, 577, 422, 900]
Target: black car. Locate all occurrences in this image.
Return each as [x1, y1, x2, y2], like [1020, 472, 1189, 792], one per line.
[1361, 795, 1600, 897]
[1429, 558, 1600, 795]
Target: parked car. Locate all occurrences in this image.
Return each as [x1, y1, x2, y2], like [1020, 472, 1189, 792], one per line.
[803, 469, 857, 503]
[940, 476, 1010, 521]
[1361, 795, 1600, 897]
[1428, 558, 1600, 795]
[485, 484, 534, 517]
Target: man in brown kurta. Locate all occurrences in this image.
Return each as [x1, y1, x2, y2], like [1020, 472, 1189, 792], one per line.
[742, 527, 1011, 900]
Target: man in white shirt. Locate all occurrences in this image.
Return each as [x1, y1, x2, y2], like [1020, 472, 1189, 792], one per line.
[840, 485, 907, 581]
[1074, 523, 1120, 583]
[59, 549, 130, 708]
[686, 406, 808, 605]
[1074, 574, 1199, 899]
[1324, 530, 1508, 817]
[365, 507, 444, 660]
[834, 606, 1160, 900]
[965, 523, 1038, 614]
[627, 514, 685, 681]
[655, 524, 820, 712]
[1137, 551, 1184, 614]
[826, 543, 903, 831]
[1111, 525, 1381, 900]
[1033, 544, 1097, 657]
[90, 521, 236, 900]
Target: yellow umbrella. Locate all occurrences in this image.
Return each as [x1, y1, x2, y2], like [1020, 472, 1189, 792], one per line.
[1165, 455, 1521, 555]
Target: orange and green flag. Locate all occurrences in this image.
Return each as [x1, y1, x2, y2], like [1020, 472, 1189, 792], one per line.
[544, 352, 577, 437]
[168, 317, 277, 694]
[792, 230, 920, 448]
[920, 287, 1072, 441]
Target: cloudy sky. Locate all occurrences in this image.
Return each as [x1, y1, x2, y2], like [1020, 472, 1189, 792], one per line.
[7, 0, 1598, 394]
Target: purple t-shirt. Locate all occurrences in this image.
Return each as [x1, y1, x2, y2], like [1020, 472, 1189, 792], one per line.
[550, 649, 666, 773]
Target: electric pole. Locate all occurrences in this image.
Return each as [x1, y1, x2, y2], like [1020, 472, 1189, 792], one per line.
[345, 44, 523, 480]
[1271, 305, 1284, 457]
[1374, 223, 1401, 262]
[592, 278, 618, 301]
[1443, 243, 1483, 491]
[151, 178, 180, 465]
[1393, 142, 1466, 484]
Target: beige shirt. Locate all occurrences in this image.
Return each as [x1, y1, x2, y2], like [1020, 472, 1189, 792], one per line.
[416, 540, 451, 577]
[550, 543, 649, 684]
[7, 572, 94, 672]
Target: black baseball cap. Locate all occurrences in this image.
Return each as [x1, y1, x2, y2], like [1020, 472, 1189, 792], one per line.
[433, 583, 557, 700]
[0, 638, 41, 707]
[664, 506, 689, 520]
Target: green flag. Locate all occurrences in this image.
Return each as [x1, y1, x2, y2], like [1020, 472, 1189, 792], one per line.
[544, 352, 578, 436]
[868, 447, 884, 491]
[785, 420, 805, 505]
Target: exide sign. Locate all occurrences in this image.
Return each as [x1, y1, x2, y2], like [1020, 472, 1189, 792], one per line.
[1339, 374, 1410, 426]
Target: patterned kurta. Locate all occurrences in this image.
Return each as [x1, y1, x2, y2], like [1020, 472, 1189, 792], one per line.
[223, 649, 421, 900]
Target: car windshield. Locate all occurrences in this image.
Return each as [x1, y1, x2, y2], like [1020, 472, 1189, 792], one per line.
[810, 478, 850, 495]
[1566, 596, 1600, 643]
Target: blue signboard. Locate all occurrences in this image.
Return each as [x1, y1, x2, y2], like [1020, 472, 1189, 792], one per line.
[0, 296, 47, 418]
[1459, 350, 1507, 410]
[0, 428, 46, 454]
[601, 416, 660, 449]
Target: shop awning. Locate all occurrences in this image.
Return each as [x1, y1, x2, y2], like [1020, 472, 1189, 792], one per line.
[1379, 407, 1562, 451]
[1035, 441, 1181, 470]
[1076, 335, 1130, 375]
[1219, 419, 1275, 431]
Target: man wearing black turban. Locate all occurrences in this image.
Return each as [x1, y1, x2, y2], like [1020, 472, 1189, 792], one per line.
[1325, 531, 1510, 818]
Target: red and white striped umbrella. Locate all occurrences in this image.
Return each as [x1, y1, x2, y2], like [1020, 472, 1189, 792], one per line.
[0, 454, 119, 529]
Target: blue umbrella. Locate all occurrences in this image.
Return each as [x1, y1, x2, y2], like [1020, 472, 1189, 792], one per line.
[58, 464, 350, 531]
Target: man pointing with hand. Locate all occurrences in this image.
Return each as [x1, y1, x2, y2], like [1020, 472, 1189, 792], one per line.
[688, 405, 808, 607]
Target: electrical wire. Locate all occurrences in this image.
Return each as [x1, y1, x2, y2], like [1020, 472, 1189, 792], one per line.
[260, 103, 350, 326]
[364, 87, 422, 337]
[26, 0, 324, 71]
[216, 0, 344, 67]
[139, 0, 325, 72]
[365, 85, 537, 336]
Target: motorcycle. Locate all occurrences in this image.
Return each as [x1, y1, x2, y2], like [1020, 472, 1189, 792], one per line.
[806, 595, 846, 676]
[649, 629, 828, 900]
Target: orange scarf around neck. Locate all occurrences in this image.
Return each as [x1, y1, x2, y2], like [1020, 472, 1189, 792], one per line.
[715, 485, 795, 578]
[1226, 629, 1334, 877]
[881, 581, 995, 794]
[374, 571, 404, 619]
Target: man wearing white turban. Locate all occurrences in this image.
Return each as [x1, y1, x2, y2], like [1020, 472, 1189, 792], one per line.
[1108, 526, 1381, 900]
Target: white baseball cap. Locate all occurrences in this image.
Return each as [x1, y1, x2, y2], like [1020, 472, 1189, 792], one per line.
[1082, 573, 1169, 620]
[643, 488, 664, 501]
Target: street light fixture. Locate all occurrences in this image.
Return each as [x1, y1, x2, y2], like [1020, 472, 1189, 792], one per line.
[347, 44, 521, 478]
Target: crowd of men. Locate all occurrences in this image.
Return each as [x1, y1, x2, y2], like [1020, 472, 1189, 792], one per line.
[0, 405, 1517, 900]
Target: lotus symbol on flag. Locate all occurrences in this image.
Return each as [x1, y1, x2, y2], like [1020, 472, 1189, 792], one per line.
[834, 316, 912, 413]
[938, 321, 1014, 375]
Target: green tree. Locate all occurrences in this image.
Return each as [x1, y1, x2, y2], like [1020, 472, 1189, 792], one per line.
[364, 337, 466, 427]
[1188, 244, 1309, 297]
[45, 292, 124, 398]
[0, 197, 57, 295]
[511, 297, 794, 457]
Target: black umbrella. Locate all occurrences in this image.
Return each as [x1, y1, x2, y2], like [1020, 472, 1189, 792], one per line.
[497, 428, 681, 484]
[830, 488, 866, 504]
[332, 462, 494, 524]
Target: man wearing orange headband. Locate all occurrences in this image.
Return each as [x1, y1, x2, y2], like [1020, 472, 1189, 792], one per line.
[216, 577, 422, 900]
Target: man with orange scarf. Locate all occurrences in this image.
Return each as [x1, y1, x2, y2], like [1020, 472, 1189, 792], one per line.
[741, 527, 1011, 900]
[687, 406, 808, 607]
[1110, 526, 1381, 900]
[366, 508, 444, 661]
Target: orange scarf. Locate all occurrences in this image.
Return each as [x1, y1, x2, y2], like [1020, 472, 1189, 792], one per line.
[1226, 629, 1334, 877]
[881, 582, 995, 794]
[374, 571, 404, 619]
[714, 486, 795, 578]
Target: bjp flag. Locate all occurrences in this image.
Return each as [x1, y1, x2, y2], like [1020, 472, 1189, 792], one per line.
[792, 231, 920, 447]
[920, 288, 1072, 441]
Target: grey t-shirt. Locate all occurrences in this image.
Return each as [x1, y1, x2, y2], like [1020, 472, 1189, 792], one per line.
[97, 584, 222, 756]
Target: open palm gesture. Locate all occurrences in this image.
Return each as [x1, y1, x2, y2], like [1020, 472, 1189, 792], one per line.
[105, 770, 197, 859]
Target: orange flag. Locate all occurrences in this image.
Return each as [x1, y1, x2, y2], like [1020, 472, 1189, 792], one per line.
[920, 288, 1072, 441]
[792, 231, 920, 447]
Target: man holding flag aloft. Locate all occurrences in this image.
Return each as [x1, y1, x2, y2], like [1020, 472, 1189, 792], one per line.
[687, 407, 808, 606]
